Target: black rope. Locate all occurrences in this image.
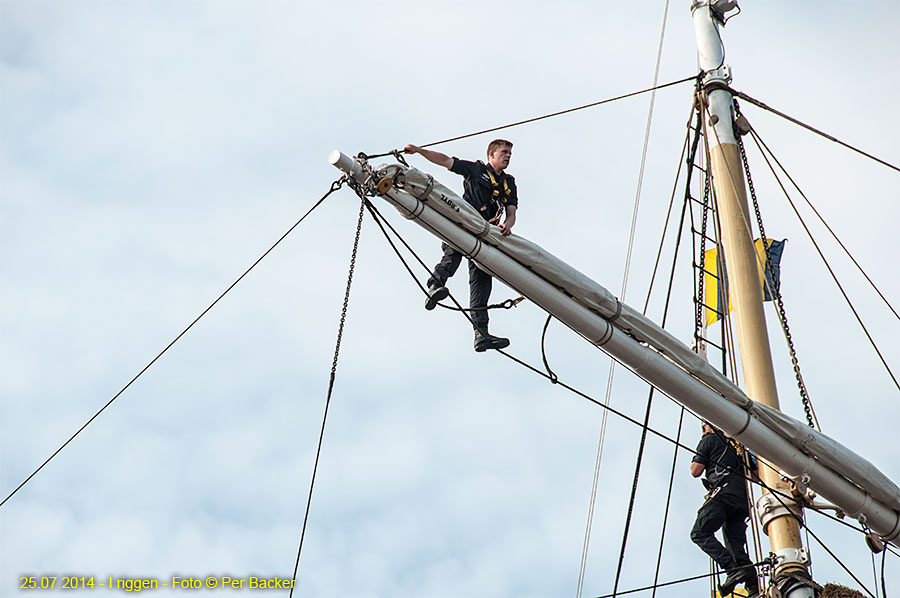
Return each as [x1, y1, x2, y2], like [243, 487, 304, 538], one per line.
[361, 194, 522, 315]
[804, 522, 878, 598]
[364, 75, 699, 159]
[540, 315, 559, 384]
[612, 389, 655, 597]
[743, 116, 899, 323]
[289, 192, 366, 596]
[730, 88, 900, 174]
[362, 199, 484, 333]
[591, 561, 766, 598]
[747, 127, 900, 393]
[651, 407, 686, 598]
[436, 296, 525, 314]
[873, 550, 882, 598]
[0, 178, 346, 510]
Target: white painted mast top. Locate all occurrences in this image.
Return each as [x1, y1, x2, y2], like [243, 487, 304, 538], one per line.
[691, 0, 739, 147]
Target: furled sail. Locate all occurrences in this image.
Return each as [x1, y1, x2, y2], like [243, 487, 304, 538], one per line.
[330, 152, 900, 545]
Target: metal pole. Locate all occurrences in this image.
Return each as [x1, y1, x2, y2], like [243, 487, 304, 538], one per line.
[690, 2, 815, 595]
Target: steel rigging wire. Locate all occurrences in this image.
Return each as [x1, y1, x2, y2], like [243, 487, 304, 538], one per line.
[730, 89, 900, 174]
[745, 124, 900, 393]
[363, 75, 700, 160]
[0, 178, 348, 510]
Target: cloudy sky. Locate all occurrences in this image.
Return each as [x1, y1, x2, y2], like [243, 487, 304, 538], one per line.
[2, 1, 898, 596]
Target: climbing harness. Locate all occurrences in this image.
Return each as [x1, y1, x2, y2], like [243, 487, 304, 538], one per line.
[485, 169, 512, 225]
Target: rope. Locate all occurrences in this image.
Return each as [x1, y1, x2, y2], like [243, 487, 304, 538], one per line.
[364, 75, 699, 160]
[803, 523, 877, 598]
[289, 192, 366, 595]
[0, 178, 346, 510]
[650, 406, 685, 598]
[742, 119, 899, 323]
[644, 100, 697, 315]
[540, 315, 559, 384]
[581, 22, 679, 593]
[590, 562, 766, 598]
[729, 89, 900, 174]
[746, 127, 900, 393]
[872, 550, 882, 598]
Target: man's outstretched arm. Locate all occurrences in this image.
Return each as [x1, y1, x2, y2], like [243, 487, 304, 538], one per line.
[404, 144, 453, 169]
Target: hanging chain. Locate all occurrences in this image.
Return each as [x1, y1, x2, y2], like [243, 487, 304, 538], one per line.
[695, 157, 712, 340]
[688, 102, 712, 347]
[290, 184, 366, 596]
[331, 197, 366, 378]
[733, 105, 816, 429]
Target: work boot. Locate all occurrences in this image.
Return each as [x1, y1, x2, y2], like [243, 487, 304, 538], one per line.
[718, 569, 743, 597]
[425, 285, 449, 311]
[741, 567, 760, 598]
[744, 582, 760, 598]
[719, 566, 756, 597]
[473, 327, 510, 352]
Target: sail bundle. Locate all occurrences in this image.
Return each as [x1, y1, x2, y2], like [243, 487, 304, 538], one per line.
[378, 161, 900, 517]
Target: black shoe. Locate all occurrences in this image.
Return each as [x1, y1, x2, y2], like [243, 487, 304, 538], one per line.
[425, 286, 449, 310]
[741, 567, 759, 597]
[719, 566, 757, 597]
[474, 327, 510, 352]
[718, 570, 743, 597]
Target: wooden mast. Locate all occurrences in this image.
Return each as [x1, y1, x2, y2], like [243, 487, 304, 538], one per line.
[690, 1, 815, 596]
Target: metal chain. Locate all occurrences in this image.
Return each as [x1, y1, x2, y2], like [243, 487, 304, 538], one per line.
[289, 188, 366, 596]
[331, 197, 366, 377]
[688, 104, 711, 344]
[733, 109, 816, 429]
[696, 163, 712, 338]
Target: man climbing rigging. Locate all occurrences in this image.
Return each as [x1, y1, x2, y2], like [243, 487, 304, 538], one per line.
[403, 139, 518, 353]
[690, 420, 760, 598]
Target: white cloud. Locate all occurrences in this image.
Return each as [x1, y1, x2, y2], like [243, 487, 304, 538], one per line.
[2, 1, 898, 597]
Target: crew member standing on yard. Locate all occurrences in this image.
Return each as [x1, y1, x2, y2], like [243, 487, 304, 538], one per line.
[690, 420, 760, 598]
[403, 139, 518, 352]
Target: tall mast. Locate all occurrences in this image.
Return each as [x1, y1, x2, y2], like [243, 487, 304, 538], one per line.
[690, 2, 815, 596]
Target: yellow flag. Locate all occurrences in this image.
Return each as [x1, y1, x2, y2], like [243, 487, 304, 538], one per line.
[703, 239, 785, 326]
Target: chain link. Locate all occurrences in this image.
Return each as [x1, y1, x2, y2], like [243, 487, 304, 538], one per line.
[330, 195, 367, 379]
[734, 107, 816, 429]
[688, 105, 711, 345]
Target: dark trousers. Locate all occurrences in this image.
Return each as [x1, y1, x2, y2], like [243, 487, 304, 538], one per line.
[427, 242, 492, 330]
[690, 491, 753, 573]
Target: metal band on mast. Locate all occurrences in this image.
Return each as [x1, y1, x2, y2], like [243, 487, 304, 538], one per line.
[690, 2, 816, 596]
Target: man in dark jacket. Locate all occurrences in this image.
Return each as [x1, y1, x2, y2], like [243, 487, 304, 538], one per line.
[691, 420, 760, 597]
[404, 139, 518, 352]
